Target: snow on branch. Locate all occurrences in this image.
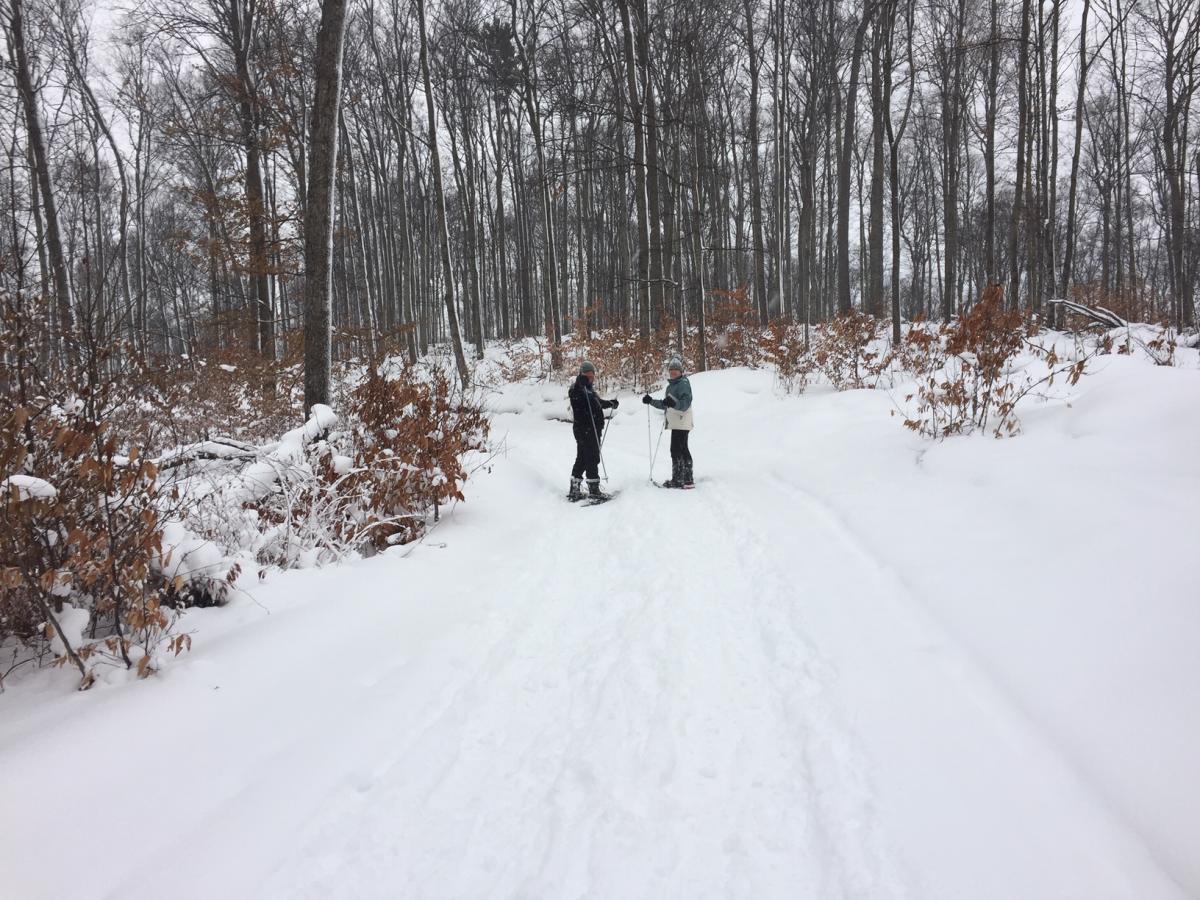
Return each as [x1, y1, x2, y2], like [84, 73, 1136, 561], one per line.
[1048, 299, 1127, 330]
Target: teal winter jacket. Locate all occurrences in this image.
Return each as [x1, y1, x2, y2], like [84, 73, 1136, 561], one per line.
[649, 375, 692, 413]
[650, 375, 694, 430]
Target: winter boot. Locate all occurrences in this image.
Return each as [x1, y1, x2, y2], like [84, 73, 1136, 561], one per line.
[568, 476, 583, 501]
[662, 458, 683, 488]
[682, 460, 695, 488]
[586, 478, 609, 500]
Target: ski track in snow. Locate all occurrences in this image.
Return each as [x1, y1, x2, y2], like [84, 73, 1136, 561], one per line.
[257, 459, 908, 899]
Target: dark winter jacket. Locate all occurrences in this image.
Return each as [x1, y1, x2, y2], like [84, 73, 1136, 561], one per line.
[568, 374, 615, 436]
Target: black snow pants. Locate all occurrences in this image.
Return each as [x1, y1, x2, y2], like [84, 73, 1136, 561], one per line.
[670, 428, 692, 466]
[572, 425, 601, 480]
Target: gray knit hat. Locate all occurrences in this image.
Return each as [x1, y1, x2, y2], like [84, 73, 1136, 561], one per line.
[579, 360, 596, 374]
[666, 357, 684, 372]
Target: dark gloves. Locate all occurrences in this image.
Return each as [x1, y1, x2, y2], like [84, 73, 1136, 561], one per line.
[641, 394, 652, 404]
[610, 398, 620, 409]
[663, 396, 677, 408]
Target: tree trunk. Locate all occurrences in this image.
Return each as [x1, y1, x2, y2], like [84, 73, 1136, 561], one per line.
[1061, 0, 1090, 301]
[227, 0, 274, 357]
[868, 16, 886, 319]
[1008, 0, 1033, 310]
[10, 0, 76, 359]
[744, 0, 768, 324]
[302, 0, 349, 411]
[616, 0, 652, 338]
[984, 0, 999, 283]
[837, 6, 874, 314]
[417, 0, 469, 385]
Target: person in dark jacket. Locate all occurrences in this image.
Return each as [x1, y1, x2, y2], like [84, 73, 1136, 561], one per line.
[642, 356, 694, 488]
[568, 361, 619, 500]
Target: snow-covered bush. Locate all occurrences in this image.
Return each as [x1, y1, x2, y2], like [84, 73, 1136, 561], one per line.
[0, 315, 192, 689]
[563, 323, 675, 392]
[318, 363, 490, 550]
[759, 318, 814, 394]
[116, 347, 305, 449]
[703, 288, 764, 369]
[491, 336, 552, 384]
[900, 285, 1090, 439]
[174, 362, 491, 570]
[810, 310, 889, 390]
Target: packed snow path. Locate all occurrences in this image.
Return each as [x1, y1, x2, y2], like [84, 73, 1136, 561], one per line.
[2, 361, 1197, 900]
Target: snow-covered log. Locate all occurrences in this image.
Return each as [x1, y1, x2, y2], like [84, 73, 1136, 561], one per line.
[154, 437, 260, 471]
[233, 404, 338, 503]
[1048, 298, 1127, 329]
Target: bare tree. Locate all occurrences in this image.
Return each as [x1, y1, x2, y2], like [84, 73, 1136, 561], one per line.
[303, 0, 350, 411]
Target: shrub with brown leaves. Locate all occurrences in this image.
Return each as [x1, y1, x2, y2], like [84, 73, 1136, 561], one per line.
[331, 364, 491, 550]
[564, 325, 674, 392]
[811, 310, 888, 390]
[759, 319, 814, 394]
[901, 285, 1090, 439]
[705, 287, 764, 369]
[1, 303, 190, 689]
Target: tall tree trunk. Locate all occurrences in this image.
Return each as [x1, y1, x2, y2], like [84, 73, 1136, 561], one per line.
[868, 16, 886, 318]
[616, 0, 652, 338]
[418, 0, 469, 385]
[303, 0, 349, 411]
[984, 0, 1000, 282]
[692, 95, 709, 371]
[62, 30, 133, 349]
[227, 0, 274, 357]
[744, 0, 768, 324]
[10, 0, 76, 360]
[1060, 0, 1090, 300]
[511, 0, 562, 366]
[941, 0, 966, 321]
[1046, 0, 1061, 323]
[1008, 0, 1033, 310]
[837, 6, 874, 314]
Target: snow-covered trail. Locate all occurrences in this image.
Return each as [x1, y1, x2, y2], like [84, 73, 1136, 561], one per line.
[2, 363, 1196, 900]
[254, 448, 906, 899]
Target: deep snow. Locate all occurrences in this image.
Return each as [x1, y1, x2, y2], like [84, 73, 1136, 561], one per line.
[2, 351, 1198, 900]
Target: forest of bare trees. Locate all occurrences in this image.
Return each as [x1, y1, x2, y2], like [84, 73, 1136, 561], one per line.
[2, 0, 1198, 386]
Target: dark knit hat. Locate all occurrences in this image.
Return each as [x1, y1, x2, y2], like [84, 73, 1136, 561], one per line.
[580, 360, 596, 374]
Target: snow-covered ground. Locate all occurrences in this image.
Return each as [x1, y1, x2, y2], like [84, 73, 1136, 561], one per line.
[2, 350, 1198, 899]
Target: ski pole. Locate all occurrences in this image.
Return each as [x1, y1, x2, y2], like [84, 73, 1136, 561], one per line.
[650, 419, 665, 482]
[589, 393, 612, 482]
[646, 404, 653, 481]
[595, 414, 611, 481]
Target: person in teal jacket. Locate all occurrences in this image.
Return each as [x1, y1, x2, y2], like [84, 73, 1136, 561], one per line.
[642, 357, 694, 488]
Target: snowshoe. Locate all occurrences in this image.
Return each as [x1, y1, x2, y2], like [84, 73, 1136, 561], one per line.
[581, 490, 618, 506]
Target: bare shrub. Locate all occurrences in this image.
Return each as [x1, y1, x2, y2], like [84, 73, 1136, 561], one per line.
[902, 285, 1090, 439]
[760, 318, 814, 394]
[1, 299, 190, 690]
[490, 336, 551, 384]
[564, 323, 672, 392]
[811, 310, 887, 390]
[332, 364, 491, 549]
[705, 286, 763, 369]
[120, 349, 304, 450]
[886, 318, 945, 379]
